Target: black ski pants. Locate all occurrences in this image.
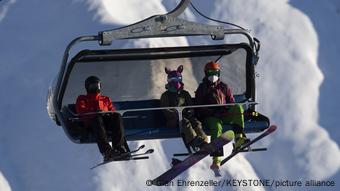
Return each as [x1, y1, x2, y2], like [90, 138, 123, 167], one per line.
[88, 113, 126, 154]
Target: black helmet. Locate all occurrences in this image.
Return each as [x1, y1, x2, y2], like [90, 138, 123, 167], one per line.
[85, 76, 101, 93]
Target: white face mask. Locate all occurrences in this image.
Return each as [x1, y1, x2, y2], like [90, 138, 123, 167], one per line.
[208, 75, 219, 83]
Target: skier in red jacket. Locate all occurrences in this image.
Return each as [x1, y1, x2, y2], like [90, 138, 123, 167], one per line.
[76, 76, 128, 162]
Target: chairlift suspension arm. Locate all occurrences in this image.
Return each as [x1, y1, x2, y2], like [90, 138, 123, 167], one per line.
[167, 0, 191, 17]
[97, 0, 255, 46]
[53, 36, 99, 132]
[55, 35, 100, 110]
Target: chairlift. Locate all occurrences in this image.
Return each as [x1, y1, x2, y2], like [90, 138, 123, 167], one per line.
[47, 0, 269, 148]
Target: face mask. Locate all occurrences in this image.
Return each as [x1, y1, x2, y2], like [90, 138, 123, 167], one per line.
[208, 75, 219, 83]
[88, 83, 101, 93]
[168, 81, 182, 92]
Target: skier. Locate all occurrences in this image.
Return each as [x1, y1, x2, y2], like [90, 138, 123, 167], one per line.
[76, 76, 129, 162]
[195, 61, 249, 170]
[160, 65, 208, 150]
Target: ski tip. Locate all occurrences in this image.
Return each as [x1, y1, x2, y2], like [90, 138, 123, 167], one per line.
[268, 125, 277, 133]
[140, 144, 145, 149]
[221, 130, 234, 140]
[146, 149, 154, 154]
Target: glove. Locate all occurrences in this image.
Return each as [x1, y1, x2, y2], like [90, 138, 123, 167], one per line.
[183, 109, 194, 119]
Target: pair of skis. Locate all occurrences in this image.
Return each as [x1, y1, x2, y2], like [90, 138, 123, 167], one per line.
[152, 125, 277, 186]
[90, 144, 153, 169]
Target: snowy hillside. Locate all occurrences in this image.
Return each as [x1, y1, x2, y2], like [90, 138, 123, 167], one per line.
[0, 0, 339, 191]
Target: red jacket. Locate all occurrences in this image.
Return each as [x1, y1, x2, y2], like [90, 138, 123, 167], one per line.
[76, 93, 116, 126]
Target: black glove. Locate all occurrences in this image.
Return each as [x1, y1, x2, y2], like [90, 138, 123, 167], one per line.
[183, 109, 194, 119]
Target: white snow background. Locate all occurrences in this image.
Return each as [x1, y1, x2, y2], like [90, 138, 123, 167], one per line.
[0, 0, 339, 190]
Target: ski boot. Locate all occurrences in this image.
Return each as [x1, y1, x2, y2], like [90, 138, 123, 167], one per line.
[114, 145, 131, 160]
[233, 134, 250, 151]
[115, 145, 128, 154]
[210, 158, 222, 177]
[210, 162, 220, 170]
[189, 136, 208, 151]
[103, 148, 114, 162]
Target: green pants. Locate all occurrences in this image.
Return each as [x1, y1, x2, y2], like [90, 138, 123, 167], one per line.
[205, 104, 244, 164]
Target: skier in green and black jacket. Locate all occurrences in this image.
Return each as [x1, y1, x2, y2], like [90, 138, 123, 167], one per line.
[160, 65, 208, 150]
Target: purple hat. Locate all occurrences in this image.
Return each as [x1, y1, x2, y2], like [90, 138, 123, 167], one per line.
[165, 65, 183, 82]
[165, 65, 184, 91]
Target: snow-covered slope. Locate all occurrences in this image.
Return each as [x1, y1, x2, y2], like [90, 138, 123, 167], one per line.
[291, 0, 340, 146]
[0, 0, 339, 191]
[0, 172, 11, 191]
[212, 0, 340, 180]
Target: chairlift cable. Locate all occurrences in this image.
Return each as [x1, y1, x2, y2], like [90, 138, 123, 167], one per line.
[189, 2, 248, 31]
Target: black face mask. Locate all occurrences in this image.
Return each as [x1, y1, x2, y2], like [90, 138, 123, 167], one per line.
[87, 83, 101, 93]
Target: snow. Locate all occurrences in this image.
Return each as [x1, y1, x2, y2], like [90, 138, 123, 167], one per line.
[0, 0, 15, 22]
[213, 0, 340, 180]
[291, 0, 340, 146]
[0, 172, 11, 191]
[0, 0, 339, 191]
[87, 0, 167, 25]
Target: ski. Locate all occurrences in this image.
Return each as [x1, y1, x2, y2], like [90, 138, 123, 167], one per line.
[90, 155, 150, 169]
[238, 147, 267, 152]
[220, 125, 277, 166]
[127, 144, 146, 155]
[128, 149, 154, 157]
[90, 145, 153, 169]
[173, 153, 191, 157]
[152, 130, 234, 186]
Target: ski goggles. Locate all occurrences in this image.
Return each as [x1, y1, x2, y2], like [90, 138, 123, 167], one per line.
[206, 69, 220, 77]
[88, 82, 101, 91]
[167, 76, 182, 82]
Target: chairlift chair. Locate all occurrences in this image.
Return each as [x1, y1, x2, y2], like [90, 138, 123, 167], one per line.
[47, 0, 269, 144]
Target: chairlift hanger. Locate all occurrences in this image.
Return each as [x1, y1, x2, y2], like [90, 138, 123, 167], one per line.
[98, 0, 254, 45]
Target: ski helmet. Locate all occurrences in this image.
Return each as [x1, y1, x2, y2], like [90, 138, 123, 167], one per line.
[204, 61, 221, 83]
[85, 76, 101, 93]
[204, 61, 221, 76]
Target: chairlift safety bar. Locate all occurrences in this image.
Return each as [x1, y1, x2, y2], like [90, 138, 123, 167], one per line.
[68, 102, 258, 119]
